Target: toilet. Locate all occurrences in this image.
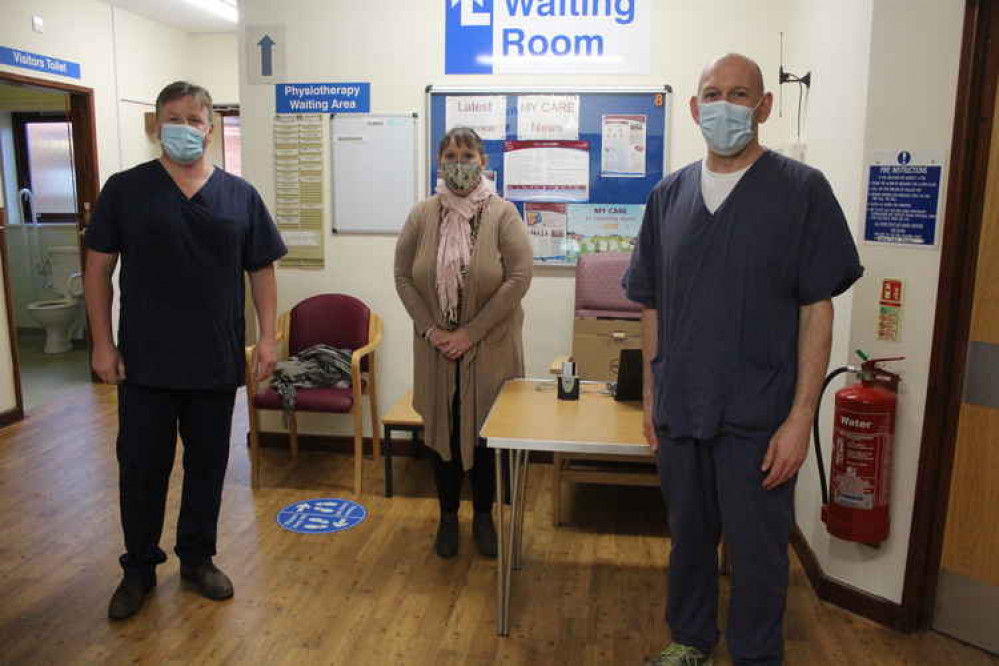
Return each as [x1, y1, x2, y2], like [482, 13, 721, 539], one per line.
[27, 246, 85, 355]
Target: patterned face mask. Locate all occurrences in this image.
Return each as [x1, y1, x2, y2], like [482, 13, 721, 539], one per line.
[441, 161, 482, 196]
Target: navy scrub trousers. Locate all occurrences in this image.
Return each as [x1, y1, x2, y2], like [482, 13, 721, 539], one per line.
[117, 384, 237, 571]
[659, 433, 795, 666]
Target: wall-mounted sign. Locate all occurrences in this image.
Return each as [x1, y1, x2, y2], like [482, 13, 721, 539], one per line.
[877, 278, 904, 343]
[864, 150, 943, 247]
[0, 46, 80, 79]
[275, 83, 371, 114]
[444, 0, 651, 75]
[245, 25, 286, 85]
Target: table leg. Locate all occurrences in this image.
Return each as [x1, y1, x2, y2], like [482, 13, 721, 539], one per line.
[383, 425, 393, 498]
[512, 451, 530, 571]
[495, 448, 509, 636]
[503, 450, 521, 619]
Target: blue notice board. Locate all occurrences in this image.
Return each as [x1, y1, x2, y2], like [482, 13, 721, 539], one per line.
[427, 87, 670, 263]
[427, 87, 669, 204]
[864, 150, 942, 246]
[276, 498, 367, 534]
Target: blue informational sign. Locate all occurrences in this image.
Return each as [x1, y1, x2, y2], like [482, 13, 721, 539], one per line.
[864, 150, 942, 246]
[0, 46, 80, 79]
[276, 498, 367, 534]
[275, 83, 370, 114]
[444, 0, 651, 75]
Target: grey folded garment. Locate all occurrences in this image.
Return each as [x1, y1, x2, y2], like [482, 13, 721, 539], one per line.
[270, 344, 353, 417]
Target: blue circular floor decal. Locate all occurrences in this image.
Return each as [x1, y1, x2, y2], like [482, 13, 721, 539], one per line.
[276, 498, 367, 534]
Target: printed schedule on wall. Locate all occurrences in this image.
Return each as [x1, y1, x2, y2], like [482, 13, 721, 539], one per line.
[273, 114, 325, 268]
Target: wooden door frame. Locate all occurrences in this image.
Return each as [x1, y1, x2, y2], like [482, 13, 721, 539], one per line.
[0, 71, 101, 426]
[901, 0, 999, 632]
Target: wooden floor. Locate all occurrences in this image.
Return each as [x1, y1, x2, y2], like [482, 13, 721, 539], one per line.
[1, 385, 996, 666]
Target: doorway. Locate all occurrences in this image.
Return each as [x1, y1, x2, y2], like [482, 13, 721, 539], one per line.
[0, 72, 100, 422]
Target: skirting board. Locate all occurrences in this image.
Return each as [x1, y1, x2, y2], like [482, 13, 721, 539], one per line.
[790, 526, 908, 631]
[0, 407, 24, 428]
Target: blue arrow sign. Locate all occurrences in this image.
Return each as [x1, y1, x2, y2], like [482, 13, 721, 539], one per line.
[258, 34, 275, 77]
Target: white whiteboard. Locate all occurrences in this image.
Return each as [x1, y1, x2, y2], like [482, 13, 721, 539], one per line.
[330, 113, 418, 234]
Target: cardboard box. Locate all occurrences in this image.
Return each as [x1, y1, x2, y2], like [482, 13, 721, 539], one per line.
[571, 317, 642, 381]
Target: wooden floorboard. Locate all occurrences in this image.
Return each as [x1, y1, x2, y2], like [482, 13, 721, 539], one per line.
[0, 384, 996, 665]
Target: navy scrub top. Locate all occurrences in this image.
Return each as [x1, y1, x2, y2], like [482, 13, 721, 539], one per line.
[85, 160, 287, 390]
[624, 150, 863, 441]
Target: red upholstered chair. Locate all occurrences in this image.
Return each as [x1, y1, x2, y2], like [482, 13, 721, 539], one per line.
[574, 252, 642, 320]
[245, 294, 382, 494]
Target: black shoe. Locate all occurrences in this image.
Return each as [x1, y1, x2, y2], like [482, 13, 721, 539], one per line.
[108, 569, 156, 620]
[435, 513, 460, 559]
[472, 511, 497, 558]
[180, 560, 234, 601]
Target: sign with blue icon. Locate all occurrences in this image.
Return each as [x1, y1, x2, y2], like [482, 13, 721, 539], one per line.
[444, 0, 651, 75]
[276, 498, 367, 534]
[0, 46, 80, 79]
[864, 150, 943, 247]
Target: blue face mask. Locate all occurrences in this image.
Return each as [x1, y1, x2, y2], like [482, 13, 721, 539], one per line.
[160, 123, 206, 164]
[698, 100, 760, 157]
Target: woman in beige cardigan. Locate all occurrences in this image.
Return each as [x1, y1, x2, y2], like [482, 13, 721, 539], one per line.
[394, 127, 532, 559]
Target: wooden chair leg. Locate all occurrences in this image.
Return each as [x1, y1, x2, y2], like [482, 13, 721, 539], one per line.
[352, 406, 364, 495]
[249, 396, 262, 490]
[289, 411, 299, 463]
[369, 391, 381, 461]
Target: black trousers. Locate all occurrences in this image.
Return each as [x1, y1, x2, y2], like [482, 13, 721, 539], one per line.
[116, 383, 237, 571]
[431, 374, 495, 515]
[658, 433, 795, 666]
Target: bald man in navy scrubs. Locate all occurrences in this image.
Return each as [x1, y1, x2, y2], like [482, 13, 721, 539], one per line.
[626, 55, 863, 665]
[85, 81, 287, 621]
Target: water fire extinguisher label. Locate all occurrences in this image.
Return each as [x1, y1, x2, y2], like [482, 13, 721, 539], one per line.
[832, 410, 892, 510]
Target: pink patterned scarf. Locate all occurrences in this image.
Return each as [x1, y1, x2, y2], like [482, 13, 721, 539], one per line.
[434, 177, 494, 325]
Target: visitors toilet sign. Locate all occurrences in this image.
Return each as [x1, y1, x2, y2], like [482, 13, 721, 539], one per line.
[0, 46, 80, 79]
[444, 0, 651, 75]
[276, 498, 368, 534]
[864, 150, 943, 247]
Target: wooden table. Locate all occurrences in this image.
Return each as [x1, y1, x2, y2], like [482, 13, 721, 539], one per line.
[480, 378, 650, 636]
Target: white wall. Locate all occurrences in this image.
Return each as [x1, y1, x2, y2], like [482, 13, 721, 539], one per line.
[240, 0, 794, 435]
[788, 0, 964, 604]
[190, 33, 240, 105]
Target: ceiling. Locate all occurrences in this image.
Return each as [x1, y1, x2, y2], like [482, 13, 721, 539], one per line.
[101, 0, 238, 34]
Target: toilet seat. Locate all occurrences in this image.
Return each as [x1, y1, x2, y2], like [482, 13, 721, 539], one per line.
[28, 298, 76, 310]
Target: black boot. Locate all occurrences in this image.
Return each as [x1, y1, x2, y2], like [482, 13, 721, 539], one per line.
[180, 559, 234, 601]
[108, 568, 156, 620]
[473, 511, 497, 558]
[435, 512, 459, 559]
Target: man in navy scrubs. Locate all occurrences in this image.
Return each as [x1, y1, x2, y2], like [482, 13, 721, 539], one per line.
[84, 81, 287, 620]
[626, 55, 863, 665]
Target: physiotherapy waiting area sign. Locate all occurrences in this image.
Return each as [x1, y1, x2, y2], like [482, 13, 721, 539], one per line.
[445, 0, 651, 75]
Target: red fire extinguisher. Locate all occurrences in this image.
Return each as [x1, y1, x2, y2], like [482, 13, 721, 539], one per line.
[814, 352, 903, 546]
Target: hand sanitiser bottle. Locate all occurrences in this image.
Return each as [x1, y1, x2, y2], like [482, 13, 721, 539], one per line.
[557, 361, 580, 401]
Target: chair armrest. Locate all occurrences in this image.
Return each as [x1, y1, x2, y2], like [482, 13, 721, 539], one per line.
[350, 314, 383, 383]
